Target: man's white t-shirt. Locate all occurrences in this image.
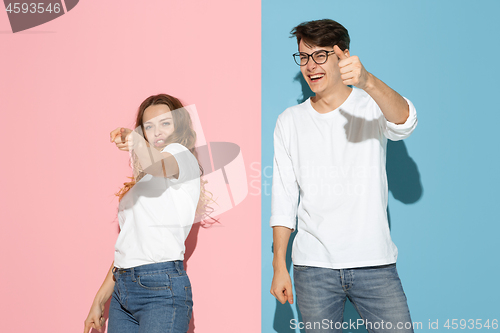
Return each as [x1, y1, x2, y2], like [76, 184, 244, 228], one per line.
[114, 143, 200, 269]
[270, 87, 418, 269]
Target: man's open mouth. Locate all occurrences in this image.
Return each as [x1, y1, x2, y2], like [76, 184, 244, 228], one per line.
[309, 73, 325, 83]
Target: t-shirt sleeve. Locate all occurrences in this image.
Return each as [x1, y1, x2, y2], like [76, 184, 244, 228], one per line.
[378, 96, 418, 141]
[270, 115, 299, 231]
[161, 143, 199, 185]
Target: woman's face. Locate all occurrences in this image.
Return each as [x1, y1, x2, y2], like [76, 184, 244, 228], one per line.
[142, 104, 175, 149]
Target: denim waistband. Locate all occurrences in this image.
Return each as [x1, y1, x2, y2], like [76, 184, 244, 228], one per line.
[112, 260, 184, 275]
[352, 262, 396, 270]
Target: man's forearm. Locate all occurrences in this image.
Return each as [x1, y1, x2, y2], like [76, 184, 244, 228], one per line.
[363, 73, 409, 125]
[272, 226, 293, 271]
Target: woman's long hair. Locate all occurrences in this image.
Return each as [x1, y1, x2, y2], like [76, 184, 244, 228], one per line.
[115, 94, 217, 226]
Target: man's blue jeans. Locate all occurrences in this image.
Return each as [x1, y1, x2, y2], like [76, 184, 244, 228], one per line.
[108, 261, 192, 333]
[293, 263, 414, 333]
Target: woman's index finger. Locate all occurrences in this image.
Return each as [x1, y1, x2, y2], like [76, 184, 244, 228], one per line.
[110, 127, 122, 142]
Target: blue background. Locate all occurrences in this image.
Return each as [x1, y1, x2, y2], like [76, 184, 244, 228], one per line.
[261, 1, 500, 332]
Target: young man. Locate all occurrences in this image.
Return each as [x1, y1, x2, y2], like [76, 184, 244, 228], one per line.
[270, 19, 417, 333]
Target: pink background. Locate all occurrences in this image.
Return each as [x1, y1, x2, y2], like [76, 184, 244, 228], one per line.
[0, 1, 260, 332]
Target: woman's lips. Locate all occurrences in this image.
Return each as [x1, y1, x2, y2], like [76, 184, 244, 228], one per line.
[154, 139, 166, 146]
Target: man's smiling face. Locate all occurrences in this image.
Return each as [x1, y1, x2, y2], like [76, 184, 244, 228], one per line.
[299, 39, 348, 96]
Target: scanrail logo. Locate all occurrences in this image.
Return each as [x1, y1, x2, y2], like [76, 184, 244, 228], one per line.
[3, 0, 79, 33]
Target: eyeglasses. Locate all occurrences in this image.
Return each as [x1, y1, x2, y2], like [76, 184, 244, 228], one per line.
[293, 50, 336, 66]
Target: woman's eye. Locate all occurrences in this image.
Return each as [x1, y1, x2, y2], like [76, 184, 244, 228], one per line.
[145, 126, 151, 130]
[163, 122, 171, 126]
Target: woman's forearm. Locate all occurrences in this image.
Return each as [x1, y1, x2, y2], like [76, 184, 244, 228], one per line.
[130, 131, 179, 178]
[93, 261, 116, 305]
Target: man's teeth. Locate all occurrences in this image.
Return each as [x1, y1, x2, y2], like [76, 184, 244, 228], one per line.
[310, 74, 324, 79]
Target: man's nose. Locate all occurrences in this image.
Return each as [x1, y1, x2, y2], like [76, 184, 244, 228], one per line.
[306, 58, 317, 71]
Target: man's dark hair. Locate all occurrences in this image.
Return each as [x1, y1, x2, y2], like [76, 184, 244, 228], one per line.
[290, 19, 350, 51]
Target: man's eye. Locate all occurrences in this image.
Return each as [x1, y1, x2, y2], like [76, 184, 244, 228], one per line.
[315, 54, 326, 60]
[300, 55, 308, 60]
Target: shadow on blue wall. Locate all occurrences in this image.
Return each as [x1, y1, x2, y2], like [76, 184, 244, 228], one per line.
[270, 73, 422, 333]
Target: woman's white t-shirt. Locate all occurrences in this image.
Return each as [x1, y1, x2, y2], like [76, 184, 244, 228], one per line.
[114, 143, 200, 269]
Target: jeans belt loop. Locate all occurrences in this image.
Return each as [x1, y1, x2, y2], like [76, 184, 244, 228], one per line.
[175, 261, 182, 275]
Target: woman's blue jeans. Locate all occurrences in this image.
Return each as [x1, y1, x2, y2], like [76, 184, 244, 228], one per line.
[108, 261, 192, 333]
[293, 263, 414, 333]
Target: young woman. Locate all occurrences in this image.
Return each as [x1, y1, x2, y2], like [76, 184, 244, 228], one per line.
[84, 94, 209, 333]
